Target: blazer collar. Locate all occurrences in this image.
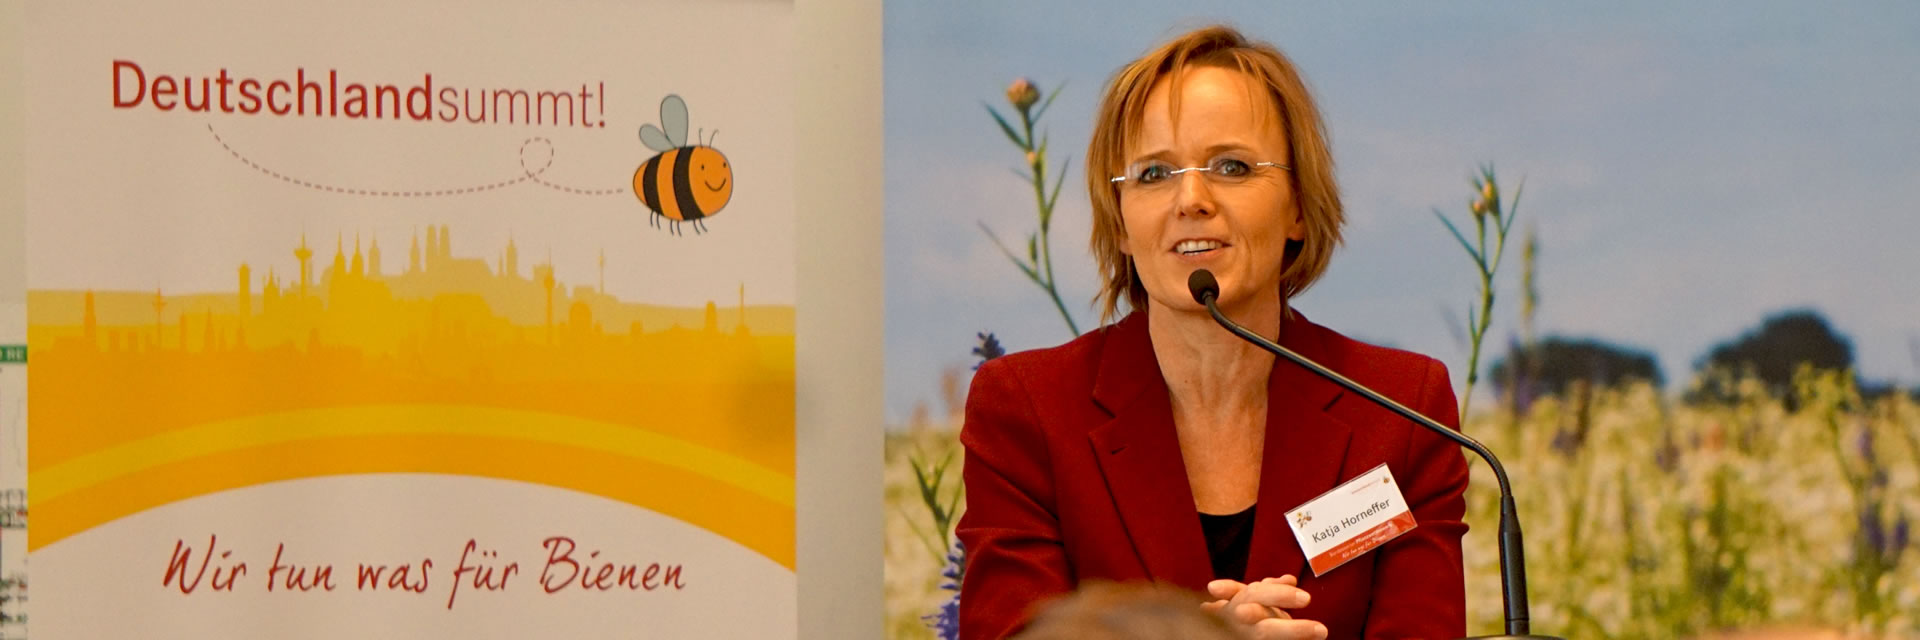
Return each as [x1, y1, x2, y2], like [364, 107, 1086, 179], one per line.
[1087, 311, 1353, 587]
[1246, 313, 1354, 583]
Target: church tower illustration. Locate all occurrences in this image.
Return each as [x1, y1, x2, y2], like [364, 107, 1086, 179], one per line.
[369, 236, 382, 277]
[505, 233, 519, 279]
[238, 263, 252, 317]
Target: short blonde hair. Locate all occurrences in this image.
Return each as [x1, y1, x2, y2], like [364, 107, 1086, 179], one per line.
[1012, 582, 1242, 640]
[1086, 25, 1344, 322]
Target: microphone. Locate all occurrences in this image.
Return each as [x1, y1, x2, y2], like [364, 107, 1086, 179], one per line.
[1186, 269, 1560, 640]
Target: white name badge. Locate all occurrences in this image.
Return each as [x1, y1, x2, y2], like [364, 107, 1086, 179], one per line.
[1285, 463, 1417, 576]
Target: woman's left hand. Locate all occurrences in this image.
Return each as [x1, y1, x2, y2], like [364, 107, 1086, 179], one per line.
[1201, 576, 1327, 639]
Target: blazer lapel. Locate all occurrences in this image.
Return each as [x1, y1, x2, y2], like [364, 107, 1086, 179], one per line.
[1087, 315, 1214, 589]
[1245, 313, 1354, 582]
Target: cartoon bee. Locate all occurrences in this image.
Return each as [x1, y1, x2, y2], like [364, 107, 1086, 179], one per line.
[633, 94, 733, 235]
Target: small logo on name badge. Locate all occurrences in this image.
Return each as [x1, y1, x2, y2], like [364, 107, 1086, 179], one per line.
[1294, 511, 1312, 529]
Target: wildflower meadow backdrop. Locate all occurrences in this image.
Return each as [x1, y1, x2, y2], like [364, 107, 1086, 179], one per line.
[884, 4, 1920, 639]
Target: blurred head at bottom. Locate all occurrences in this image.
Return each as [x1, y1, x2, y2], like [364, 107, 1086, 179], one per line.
[1012, 582, 1244, 640]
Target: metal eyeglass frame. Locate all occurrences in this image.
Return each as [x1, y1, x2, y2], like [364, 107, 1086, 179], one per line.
[1109, 159, 1291, 184]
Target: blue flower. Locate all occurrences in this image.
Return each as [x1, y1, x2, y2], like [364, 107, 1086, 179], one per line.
[972, 332, 1005, 370]
[941, 540, 966, 589]
[923, 540, 966, 640]
[1862, 506, 1887, 559]
[924, 595, 960, 640]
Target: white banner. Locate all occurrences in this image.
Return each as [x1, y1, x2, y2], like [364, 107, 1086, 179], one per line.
[24, 0, 796, 636]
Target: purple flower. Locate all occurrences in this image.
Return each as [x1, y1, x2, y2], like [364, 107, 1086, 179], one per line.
[924, 540, 966, 640]
[1862, 507, 1887, 558]
[941, 541, 965, 589]
[972, 332, 1005, 370]
[925, 596, 960, 640]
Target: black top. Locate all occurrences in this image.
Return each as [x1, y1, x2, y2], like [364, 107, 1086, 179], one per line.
[1199, 505, 1257, 581]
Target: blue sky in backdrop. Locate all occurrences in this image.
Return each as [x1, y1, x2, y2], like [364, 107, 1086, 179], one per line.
[884, 2, 1920, 424]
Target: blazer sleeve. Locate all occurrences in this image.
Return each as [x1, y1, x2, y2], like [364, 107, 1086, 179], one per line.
[955, 357, 1073, 640]
[1364, 358, 1470, 639]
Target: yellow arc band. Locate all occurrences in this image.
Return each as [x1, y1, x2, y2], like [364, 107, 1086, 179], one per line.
[31, 404, 796, 563]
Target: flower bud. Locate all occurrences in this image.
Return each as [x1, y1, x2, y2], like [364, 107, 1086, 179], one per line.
[1006, 78, 1040, 111]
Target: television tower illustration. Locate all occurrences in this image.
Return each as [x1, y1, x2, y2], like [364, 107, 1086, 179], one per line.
[295, 234, 314, 298]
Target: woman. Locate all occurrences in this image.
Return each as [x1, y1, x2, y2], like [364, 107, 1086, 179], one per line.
[957, 25, 1470, 640]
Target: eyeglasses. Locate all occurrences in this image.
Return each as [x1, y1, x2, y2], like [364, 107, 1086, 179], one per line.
[1109, 156, 1291, 189]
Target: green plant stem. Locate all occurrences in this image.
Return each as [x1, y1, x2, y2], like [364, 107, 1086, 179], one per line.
[1040, 239, 1078, 336]
[1461, 279, 1492, 419]
[909, 449, 962, 563]
[1019, 109, 1079, 337]
[896, 503, 944, 560]
[1437, 169, 1517, 423]
[1460, 209, 1508, 420]
[1817, 391, 1887, 624]
[979, 91, 1083, 339]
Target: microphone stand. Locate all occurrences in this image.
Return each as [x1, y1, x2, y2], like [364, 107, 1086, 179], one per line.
[1188, 270, 1561, 640]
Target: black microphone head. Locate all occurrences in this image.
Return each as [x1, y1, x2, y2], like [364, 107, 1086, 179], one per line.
[1187, 269, 1219, 304]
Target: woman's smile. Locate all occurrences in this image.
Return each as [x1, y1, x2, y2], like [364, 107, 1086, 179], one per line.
[1173, 238, 1231, 263]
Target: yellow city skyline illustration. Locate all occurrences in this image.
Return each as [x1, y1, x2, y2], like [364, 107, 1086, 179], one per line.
[28, 226, 797, 568]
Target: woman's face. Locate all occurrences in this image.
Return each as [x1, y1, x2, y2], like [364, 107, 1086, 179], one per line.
[1118, 66, 1303, 315]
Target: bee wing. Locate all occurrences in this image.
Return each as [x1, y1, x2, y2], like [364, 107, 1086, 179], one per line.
[639, 124, 675, 153]
[660, 94, 689, 148]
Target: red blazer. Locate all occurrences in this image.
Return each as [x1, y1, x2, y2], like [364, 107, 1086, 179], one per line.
[957, 311, 1469, 639]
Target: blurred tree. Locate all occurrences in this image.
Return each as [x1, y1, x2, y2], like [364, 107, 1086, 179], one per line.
[1491, 335, 1663, 406]
[1688, 308, 1854, 407]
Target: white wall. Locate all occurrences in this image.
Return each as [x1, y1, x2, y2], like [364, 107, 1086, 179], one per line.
[794, 0, 885, 637]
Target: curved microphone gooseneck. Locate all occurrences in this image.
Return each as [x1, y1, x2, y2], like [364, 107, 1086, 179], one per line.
[1186, 269, 1560, 640]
